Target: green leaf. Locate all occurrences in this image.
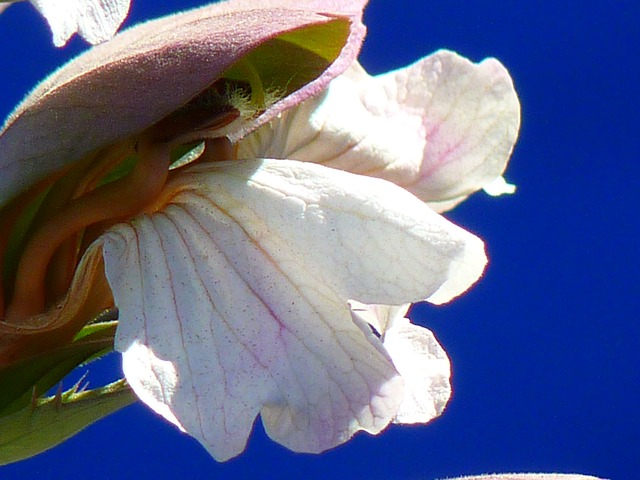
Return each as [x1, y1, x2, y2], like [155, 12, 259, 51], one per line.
[0, 378, 136, 466]
[0, 320, 117, 415]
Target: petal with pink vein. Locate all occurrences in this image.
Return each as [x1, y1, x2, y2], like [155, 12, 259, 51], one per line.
[101, 158, 485, 460]
[239, 49, 520, 212]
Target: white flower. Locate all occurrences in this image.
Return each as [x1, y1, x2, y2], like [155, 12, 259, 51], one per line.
[97, 50, 513, 457]
[0, 1, 518, 463]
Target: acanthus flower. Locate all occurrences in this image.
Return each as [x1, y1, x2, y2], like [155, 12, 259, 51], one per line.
[0, 0, 517, 463]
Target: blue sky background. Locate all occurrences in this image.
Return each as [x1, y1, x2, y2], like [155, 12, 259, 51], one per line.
[1, 1, 638, 479]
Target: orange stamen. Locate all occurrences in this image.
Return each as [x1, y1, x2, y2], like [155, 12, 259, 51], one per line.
[5, 140, 171, 323]
[0, 245, 113, 368]
[200, 137, 235, 163]
[73, 141, 134, 196]
[41, 142, 134, 302]
[0, 173, 67, 317]
[45, 235, 82, 305]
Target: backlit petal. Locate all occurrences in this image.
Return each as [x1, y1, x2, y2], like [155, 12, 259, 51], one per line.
[349, 302, 451, 423]
[383, 316, 451, 423]
[30, 0, 130, 47]
[102, 159, 485, 460]
[239, 50, 520, 212]
[160, 159, 487, 306]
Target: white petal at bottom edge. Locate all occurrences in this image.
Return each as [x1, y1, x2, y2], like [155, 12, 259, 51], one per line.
[384, 316, 451, 423]
[349, 301, 451, 424]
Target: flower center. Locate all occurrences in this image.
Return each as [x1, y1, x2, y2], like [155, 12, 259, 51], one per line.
[1, 115, 238, 326]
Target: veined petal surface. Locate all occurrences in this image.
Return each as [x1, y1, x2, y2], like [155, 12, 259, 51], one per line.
[239, 50, 520, 212]
[102, 159, 485, 460]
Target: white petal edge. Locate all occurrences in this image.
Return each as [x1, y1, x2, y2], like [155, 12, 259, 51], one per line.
[364, 50, 520, 210]
[384, 315, 451, 423]
[349, 302, 451, 423]
[30, 0, 130, 47]
[103, 159, 485, 460]
[238, 50, 520, 212]
[483, 175, 516, 196]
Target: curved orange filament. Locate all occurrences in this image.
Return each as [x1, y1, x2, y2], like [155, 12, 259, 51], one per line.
[0, 247, 113, 368]
[0, 173, 67, 317]
[45, 235, 82, 305]
[5, 141, 171, 323]
[200, 137, 235, 164]
[73, 141, 134, 196]
[41, 143, 134, 303]
[0, 195, 32, 317]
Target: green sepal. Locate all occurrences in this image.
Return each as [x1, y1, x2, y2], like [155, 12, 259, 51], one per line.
[157, 19, 351, 139]
[0, 320, 117, 415]
[0, 378, 136, 466]
[223, 20, 351, 100]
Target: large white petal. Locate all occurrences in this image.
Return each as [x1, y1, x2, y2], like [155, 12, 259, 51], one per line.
[105, 212, 403, 461]
[103, 159, 485, 460]
[349, 302, 451, 423]
[30, 0, 129, 47]
[164, 159, 486, 305]
[239, 50, 520, 212]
